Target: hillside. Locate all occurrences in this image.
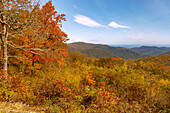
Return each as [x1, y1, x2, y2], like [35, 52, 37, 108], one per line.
[68, 42, 148, 59]
[130, 46, 170, 56]
[136, 52, 170, 66]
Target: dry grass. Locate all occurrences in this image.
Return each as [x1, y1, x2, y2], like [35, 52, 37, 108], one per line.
[0, 102, 49, 113]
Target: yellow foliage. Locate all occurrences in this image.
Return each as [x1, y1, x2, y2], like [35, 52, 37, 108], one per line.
[159, 79, 169, 85]
[58, 69, 82, 88]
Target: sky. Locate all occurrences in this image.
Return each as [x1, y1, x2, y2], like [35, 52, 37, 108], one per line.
[41, 0, 170, 45]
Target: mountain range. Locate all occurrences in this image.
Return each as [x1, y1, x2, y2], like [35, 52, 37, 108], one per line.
[68, 42, 170, 59]
[130, 46, 170, 56]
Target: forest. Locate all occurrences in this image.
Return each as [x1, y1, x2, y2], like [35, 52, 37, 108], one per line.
[0, 0, 170, 112]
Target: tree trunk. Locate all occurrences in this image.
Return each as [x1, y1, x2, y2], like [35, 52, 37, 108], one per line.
[1, 0, 8, 78]
[3, 25, 7, 78]
[0, 0, 2, 50]
[31, 53, 35, 75]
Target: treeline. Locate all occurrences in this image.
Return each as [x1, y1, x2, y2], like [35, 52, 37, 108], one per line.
[0, 52, 169, 112]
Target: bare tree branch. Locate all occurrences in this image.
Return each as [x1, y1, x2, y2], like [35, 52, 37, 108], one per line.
[7, 41, 46, 56]
[8, 56, 29, 59]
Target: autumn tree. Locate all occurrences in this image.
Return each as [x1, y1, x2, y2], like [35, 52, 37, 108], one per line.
[68, 52, 87, 64]
[0, 0, 68, 78]
[30, 1, 68, 66]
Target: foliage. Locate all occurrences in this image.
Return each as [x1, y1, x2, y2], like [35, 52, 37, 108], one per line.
[0, 51, 169, 112]
[0, 0, 68, 78]
[0, 1, 169, 112]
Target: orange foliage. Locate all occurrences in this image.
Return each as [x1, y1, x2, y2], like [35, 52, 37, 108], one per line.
[6, 1, 68, 69]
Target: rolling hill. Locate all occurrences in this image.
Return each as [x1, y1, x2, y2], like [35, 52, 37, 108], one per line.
[135, 52, 170, 66]
[68, 42, 170, 59]
[68, 42, 148, 59]
[130, 46, 170, 56]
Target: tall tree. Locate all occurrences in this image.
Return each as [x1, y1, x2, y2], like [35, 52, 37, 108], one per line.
[0, 0, 68, 78]
[29, 1, 68, 66]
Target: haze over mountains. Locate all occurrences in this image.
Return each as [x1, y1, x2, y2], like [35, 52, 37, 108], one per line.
[110, 44, 170, 48]
[68, 42, 170, 59]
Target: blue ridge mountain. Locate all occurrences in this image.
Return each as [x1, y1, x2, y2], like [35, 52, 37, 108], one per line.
[68, 42, 170, 59]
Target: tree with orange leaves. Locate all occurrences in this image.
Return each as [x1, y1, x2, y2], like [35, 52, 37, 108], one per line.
[31, 1, 68, 66]
[0, 0, 68, 78]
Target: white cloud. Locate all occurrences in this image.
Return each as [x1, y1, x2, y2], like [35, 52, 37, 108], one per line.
[74, 15, 104, 27]
[73, 5, 77, 9]
[108, 21, 130, 28]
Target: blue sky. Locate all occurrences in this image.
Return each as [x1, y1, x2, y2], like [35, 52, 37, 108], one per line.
[41, 0, 170, 45]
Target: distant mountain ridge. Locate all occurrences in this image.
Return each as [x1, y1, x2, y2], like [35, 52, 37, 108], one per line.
[68, 42, 170, 59]
[130, 46, 170, 56]
[110, 44, 170, 48]
[68, 42, 145, 59]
